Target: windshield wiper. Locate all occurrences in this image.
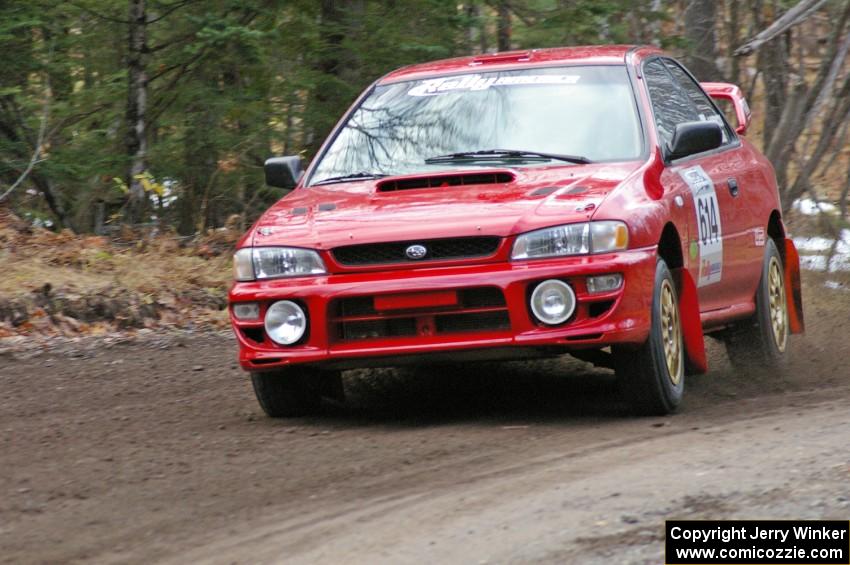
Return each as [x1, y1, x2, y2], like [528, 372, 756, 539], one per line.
[311, 172, 387, 186]
[424, 149, 592, 165]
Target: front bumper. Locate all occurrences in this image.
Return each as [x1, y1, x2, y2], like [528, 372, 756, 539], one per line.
[229, 248, 656, 371]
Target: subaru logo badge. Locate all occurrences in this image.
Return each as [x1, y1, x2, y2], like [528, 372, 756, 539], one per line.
[405, 244, 427, 260]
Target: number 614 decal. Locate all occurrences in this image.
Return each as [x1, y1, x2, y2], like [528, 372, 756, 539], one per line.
[680, 166, 723, 287]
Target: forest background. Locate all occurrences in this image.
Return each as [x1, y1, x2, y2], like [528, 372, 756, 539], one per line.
[2, 0, 849, 235]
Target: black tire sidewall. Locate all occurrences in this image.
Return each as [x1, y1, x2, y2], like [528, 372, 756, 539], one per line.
[646, 259, 685, 409]
[251, 369, 322, 417]
[615, 258, 684, 415]
[754, 239, 787, 360]
[724, 238, 787, 370]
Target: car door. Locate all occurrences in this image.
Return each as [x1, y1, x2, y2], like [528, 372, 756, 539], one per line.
[661, 59, 764, 309]
[642, 57, 753, 312]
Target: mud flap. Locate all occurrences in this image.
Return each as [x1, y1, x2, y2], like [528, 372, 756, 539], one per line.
[672, 268, 708, 375]
[783, 239, 805, 334]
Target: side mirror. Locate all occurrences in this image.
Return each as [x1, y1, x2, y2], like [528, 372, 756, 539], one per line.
[264, 156, 303, 190]
[667, 121, 723, 161]
[700, 82, 751, 135]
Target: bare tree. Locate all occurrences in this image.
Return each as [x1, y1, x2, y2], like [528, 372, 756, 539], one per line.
[735, 0, 828, 56]
[0, 64, 51, 204]
[125, 0, 149, 224]
[735, 0, 850, 209]
[683, 0, 724, 81]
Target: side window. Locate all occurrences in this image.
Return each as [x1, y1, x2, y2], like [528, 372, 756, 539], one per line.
[643, 59, 699, 150]
[663, 60, 734, 144]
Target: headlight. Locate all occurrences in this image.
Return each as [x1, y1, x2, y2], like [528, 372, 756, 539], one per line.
[233, 247, 327, 281]
[511, 221, 628, 260]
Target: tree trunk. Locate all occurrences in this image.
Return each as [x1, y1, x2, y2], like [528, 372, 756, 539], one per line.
[784, 76, 850, 209]
[466, 2, 481, 54]
[305, 0, 346, 154]
[756, 34, 789, 148]
[125, 0, 148, 224]
[306, 0, 364, 155]
[179, 95, 217, 235]
[497, 0, 511, 52]
[839, 160, 850, 220]
[683, 0, 723, 81]
[30, 172, 73, 230]
[724, 0, 741, 84]
[762, 1, 850, 201]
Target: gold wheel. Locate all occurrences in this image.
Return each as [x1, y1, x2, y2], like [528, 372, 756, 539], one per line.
[659, 279, 683, 385]
[767, 256, 788, 353]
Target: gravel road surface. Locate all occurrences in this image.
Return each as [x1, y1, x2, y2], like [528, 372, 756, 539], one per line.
[2, 275, 849, 564]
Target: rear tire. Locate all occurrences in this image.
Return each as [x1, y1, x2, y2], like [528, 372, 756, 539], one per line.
[251, 369, 327, 417]
[723, 238, 788, 372]
[614, 259, 684, 416]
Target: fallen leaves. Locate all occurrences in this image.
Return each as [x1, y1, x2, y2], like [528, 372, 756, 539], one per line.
[1, 209, 234, 340]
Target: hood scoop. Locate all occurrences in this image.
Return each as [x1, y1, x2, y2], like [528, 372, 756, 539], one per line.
[377, 171, 515, 192]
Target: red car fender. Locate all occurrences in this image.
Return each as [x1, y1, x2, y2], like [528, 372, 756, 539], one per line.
[672, 267, 708, 375]
[784, 239, 805, 334]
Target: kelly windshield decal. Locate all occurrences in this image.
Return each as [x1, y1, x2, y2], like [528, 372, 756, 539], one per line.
[407, 74, 580, 96]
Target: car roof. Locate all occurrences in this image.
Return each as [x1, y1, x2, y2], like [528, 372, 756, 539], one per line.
[379, 45, 663, 84]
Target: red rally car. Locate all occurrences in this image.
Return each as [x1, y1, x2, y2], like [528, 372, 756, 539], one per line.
[229, 45, 804, 417]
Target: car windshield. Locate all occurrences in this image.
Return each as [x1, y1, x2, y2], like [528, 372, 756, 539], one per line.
[308, 65, 643, 186]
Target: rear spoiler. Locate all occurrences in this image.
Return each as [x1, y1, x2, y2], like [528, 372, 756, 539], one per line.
[700, 82, 752, 135]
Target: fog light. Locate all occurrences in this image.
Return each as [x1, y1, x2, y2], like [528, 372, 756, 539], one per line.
[530, 279, 576, 325]
[232, 302, 260, 320]
[264, 300, 307, 345]
[586, 273, 623, 294]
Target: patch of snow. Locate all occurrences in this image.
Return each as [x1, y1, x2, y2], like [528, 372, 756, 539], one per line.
[800, 255, 826, 270]
[825, 280, 847, 290]
[793, 229, 850, 272]
[791, 198, 838, 216]
[793, 230, 850, 255]
[798, 253, 850, 273]
[793, 236, 834, 252]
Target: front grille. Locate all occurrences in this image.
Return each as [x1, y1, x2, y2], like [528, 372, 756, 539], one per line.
[332, 237, 500, 266]
[330, 287, 510, 343]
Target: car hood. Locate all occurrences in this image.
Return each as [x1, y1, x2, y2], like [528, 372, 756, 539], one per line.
[249, 162, 642, 249]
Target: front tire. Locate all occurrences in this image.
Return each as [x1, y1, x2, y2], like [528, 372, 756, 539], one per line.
[723, 238, 788, 372]
[614, 259, 685, 416]
[251, 369, 325, 417]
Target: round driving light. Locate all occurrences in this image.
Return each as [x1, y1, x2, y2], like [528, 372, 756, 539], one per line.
[264, 300, 307, 345]
[530, 279, 576, 326]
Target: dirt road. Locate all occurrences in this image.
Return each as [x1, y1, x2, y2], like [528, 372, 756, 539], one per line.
[2, 274, 849, 564]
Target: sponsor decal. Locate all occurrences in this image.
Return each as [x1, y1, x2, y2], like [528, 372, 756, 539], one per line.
[680, 166, 723, 287]
[407, 74, 580, 97]
[754, 227, 766, 247]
